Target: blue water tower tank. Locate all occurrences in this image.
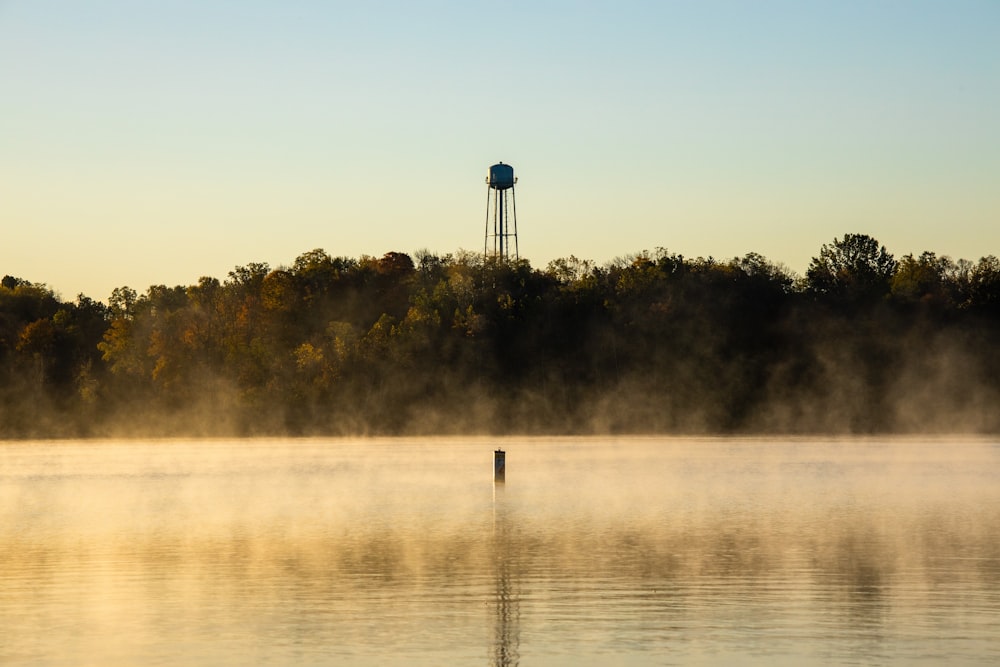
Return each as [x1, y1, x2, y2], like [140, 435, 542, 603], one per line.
[488, 162, 515, 190]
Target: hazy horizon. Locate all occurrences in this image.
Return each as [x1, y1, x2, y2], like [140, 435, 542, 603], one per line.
[2, 1, 998, 302]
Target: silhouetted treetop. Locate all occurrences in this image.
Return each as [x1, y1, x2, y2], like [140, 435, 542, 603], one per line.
[806, 233, 897, 301]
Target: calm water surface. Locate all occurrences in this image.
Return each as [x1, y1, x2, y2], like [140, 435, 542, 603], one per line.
[2, 437, 999, 666]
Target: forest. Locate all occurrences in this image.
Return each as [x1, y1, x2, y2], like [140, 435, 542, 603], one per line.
[3, 233, 1000, 438]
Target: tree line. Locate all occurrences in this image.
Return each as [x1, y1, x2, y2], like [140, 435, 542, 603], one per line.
[3, 233, 1000, 438]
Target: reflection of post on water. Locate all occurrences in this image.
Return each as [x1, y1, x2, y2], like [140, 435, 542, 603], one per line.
[492, 480, 519, 667]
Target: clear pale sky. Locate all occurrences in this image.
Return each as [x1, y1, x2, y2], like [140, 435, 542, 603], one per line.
[2, 1, 998, 302]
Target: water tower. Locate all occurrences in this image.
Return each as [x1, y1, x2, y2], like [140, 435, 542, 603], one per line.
[485, 162, 518, 262]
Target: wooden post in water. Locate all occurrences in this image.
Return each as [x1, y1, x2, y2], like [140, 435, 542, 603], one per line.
[494, 449, 505, 483]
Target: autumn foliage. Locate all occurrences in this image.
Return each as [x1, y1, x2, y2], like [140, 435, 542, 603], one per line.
[3, 236, 1000, 438]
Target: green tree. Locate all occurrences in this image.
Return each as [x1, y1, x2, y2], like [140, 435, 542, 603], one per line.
[107, 286, 138, 320]
[965, 255, 1000, 313]
[891, 252, 955, 308]
[806, 233, 897, 302]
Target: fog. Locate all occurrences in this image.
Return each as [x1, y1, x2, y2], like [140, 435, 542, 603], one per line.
[58, 321, 1000, 438]
[3, 437, 999, 664]
[3, 243, 1000, 439]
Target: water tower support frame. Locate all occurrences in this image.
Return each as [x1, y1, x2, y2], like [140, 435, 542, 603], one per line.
[485, 163, 518, 263]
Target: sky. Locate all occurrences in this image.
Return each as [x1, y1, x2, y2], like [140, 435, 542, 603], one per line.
[2, 0, 998, 302]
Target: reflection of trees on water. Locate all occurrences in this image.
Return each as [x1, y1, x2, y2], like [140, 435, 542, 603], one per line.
[824, 529, 892, 640]
[492, 483, 519, 667]
[73, 499, 992, 660]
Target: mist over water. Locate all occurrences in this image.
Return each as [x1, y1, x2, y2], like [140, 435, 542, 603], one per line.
[8, 244, 1000, 439]
[2, 437, 999, 666]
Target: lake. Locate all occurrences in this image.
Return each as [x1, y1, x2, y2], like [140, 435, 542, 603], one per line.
[1, 437, 999, 666]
